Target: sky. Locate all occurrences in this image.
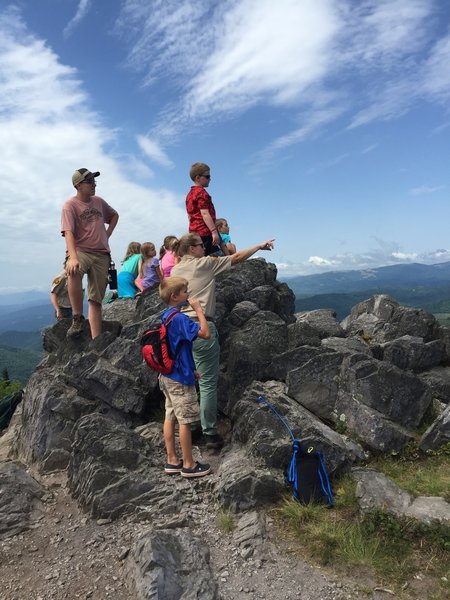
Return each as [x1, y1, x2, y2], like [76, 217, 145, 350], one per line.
[1, 0, 450, 293]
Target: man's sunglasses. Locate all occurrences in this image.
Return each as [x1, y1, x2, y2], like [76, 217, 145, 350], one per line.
[82, 178, 96, 184]
[192, 242, 205, 248]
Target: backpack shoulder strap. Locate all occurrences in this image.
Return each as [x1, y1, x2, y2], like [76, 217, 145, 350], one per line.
[162, 308, 179, 326]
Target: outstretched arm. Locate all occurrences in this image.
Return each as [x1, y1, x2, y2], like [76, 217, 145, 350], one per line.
[230, 239, 275, 265]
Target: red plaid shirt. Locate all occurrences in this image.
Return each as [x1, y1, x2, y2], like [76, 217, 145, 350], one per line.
[186, 186, 216, 236]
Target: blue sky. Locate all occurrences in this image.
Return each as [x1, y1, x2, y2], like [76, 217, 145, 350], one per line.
[1, 0, 450, 293]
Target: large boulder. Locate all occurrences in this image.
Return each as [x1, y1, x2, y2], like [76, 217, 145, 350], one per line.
[127, 529, 218, 599]
[286, 351, 345, 420]
[341, 295, 440, 343]
[338, 355, 432, 428]
[295, 309, 345, 339]
[335, 389, 415, 453]
[372, 335, 444, 373]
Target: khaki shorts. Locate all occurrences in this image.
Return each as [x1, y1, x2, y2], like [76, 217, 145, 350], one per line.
[75, 251, 110, 304]
[159, 375, 200, 425]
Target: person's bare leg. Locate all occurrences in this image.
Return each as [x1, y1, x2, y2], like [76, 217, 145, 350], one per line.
[163, 419, 179, 465]
[179, 424, 195, 469]
[88, 300, 102, 339]
[67, 274, 83, 315]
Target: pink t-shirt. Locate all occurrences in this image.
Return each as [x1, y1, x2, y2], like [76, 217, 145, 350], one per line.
[61, 195, 117, 253]
[160, 250, 177, 277]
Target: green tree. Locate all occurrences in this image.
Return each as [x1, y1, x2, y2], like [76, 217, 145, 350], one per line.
[2, 367, 10, 383]
[0, 379, 22, 400]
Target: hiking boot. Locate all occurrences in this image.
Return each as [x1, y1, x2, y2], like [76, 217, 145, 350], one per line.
[180, 461, 211, 478]
[205, 434, 224, 450]
[67, 314, 85, 338]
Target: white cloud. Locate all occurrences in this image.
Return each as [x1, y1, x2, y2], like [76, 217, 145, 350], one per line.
[361, 143, 378, 154]
[136, 135, 174, 168]
[276, 237, 450, 276]
[409, 184, 445, 195]
[63, 0, 92, 38]
[116, 0, 448, 162]
[308, 256, 337, 266]
[0, 11, 186, 292]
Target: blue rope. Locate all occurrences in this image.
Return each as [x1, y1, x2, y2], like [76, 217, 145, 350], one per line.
[256, 395, 296, 442]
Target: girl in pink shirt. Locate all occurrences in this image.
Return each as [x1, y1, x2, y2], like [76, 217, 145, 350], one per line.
[159, 235, 180, 277]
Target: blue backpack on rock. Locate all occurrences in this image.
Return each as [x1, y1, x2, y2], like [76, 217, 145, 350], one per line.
[256, 395, 334, 507]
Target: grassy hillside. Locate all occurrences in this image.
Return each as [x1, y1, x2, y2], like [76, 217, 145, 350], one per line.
[0, 345, 43, 384]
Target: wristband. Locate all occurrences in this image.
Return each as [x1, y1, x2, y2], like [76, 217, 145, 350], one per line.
[211, 228, 217, 233]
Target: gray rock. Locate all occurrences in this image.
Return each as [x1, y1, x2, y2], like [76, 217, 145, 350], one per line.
[127, 529, 218, 599]
[341, 294, 440, 343]
[68, 413, 197, 519]
[233, 511, 267, 559]
[321, 336, 371, 355]
[295, 309, 345, 339]
[287, 321, 321, 348]
[220, 311, 288, 409]
[339, 355, 432, 428]
[335, 390, 415, 452]
[286, 351, 345, 420]
[419, 366, 450, 404]
[373, 335, 444, 373]
[102, 297, 139, 326]
[14, 369, 101, 471]
[419, 403, 450, 451]
[0, 461, 45, 538]
[353, 467, 450, 525]
[232, 381, 365, 475]
[216, 450, 285, 512]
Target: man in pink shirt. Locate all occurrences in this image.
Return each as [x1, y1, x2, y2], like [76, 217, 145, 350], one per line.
[61, 168, 119, 339]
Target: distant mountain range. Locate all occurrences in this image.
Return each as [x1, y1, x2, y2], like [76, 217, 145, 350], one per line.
[283, 261, 450, 296]
[281, 261, 450, 321]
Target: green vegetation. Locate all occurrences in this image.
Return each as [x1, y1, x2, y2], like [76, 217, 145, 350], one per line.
[0, 344, 43, 384]
[216, 509, 235, 532]
[0, 367, 22, 400]
[275, 464, 450, 598]
[370, 442, 450, 502]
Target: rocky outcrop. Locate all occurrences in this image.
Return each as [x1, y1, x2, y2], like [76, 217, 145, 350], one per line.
[8, 262, 450, 529]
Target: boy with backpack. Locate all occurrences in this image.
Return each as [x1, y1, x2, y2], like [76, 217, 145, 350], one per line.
[158, 277, 211, 478]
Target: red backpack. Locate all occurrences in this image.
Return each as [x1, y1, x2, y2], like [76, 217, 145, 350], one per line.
[141, 309, 178, 375]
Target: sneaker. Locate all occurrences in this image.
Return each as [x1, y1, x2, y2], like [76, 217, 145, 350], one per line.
[205, 434, 224, 450]
[180, 461, 211, 478]
[164, 460, 183, 474]
[67, 314, 85, 338]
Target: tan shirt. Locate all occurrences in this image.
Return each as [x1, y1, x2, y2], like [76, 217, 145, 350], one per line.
[61, 195, 117, 253]
[171, 255, 233, 319]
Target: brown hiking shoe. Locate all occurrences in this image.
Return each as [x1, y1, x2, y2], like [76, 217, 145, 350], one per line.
[67, 314, 85, 338]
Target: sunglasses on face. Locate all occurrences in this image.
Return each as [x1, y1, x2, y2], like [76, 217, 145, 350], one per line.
[83, 178, 96, 184]
[192, 242, 205, 248]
